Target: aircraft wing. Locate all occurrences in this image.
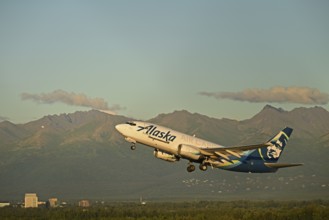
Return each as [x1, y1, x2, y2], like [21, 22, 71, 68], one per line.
[199, 143, 271, 160]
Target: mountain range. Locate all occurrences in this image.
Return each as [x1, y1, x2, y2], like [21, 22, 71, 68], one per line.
[0, 105, 328, 201]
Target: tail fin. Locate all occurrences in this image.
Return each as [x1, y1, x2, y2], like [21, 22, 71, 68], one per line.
[258, 127, 293, 163]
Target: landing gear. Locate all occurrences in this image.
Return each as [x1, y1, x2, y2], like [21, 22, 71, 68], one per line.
[199, 164, 208, 171]
[187, 163, 208, 172]
[130, 144, 136, 150]
[187, 164, 195, 172]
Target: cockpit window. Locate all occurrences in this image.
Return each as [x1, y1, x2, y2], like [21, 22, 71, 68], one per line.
[126, 121, 136, 126]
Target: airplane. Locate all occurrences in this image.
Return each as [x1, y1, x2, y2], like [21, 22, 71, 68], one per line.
[115, 121, 302, 173]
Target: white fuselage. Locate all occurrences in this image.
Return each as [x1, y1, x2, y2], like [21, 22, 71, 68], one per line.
[115, 121, 300, 173]
[115, 121, 223, 156]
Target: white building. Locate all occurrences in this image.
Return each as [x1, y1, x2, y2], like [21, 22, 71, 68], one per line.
[78, 200, 90, 207]
[48, 198, 58, 208]
[0, 202, 10, 208]
[25, 193, 38, 208]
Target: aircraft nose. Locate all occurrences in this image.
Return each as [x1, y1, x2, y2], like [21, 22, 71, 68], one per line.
[115, 124, 125, 134]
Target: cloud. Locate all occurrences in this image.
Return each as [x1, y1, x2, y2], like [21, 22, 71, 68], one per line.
[21, 90, 125, 113]
[199, 86, 329, 105]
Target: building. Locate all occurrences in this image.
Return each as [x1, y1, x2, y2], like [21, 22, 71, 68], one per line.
[48, 198, 58, 208]
[78, 200, 90, 207]
[0, 202, 10, 208]
[24, 193, 38, 208]
[140, 196, 146, 205]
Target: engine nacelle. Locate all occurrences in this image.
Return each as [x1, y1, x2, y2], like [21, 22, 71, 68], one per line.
[154, 150, 179, 162]
[177, 144, 202, 161]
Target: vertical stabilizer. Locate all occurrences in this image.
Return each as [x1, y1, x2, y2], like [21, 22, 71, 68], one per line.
[258, 127, 293, 163]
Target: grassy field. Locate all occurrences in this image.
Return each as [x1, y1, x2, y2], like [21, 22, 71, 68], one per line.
[0, 200, 328, 220]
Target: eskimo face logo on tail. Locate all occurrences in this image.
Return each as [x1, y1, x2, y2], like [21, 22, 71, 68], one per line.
[267, 138, 286, 159]
[137, 125, 176, 142]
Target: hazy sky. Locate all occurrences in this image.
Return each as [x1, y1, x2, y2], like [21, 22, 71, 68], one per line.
[1, 0, 328, 123]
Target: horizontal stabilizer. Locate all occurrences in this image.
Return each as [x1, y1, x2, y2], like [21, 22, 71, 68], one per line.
[264, 163, 303, 169]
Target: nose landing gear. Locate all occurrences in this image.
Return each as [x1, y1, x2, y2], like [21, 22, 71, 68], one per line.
[131, 144, 136, 150]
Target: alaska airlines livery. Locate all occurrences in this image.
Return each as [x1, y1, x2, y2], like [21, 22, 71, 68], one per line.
[115, 121, 302, 173]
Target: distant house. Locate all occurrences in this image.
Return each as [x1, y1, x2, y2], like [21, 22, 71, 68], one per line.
[24, 193, 38, 208]
[78, 200, 90, 207]
[140, 196, 146, 205]
[47, 198, 58, 208]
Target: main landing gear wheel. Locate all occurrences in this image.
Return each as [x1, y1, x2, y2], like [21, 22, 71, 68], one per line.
[187, 164, 196, 172]
[130, 145, 136, 150]
[199, 164, 208, 171]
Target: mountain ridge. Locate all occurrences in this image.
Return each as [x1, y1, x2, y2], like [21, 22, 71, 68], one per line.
[0, 105, 328, 200]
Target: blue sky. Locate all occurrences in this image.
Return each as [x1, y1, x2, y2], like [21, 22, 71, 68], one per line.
[1, 0, 328, 123]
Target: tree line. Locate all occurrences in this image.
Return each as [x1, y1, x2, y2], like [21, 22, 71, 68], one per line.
[0, 200, 328, 220]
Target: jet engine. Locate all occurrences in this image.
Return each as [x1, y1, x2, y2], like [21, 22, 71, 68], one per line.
[154, 150, 179, 162]
[177, 144, 202, 161]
